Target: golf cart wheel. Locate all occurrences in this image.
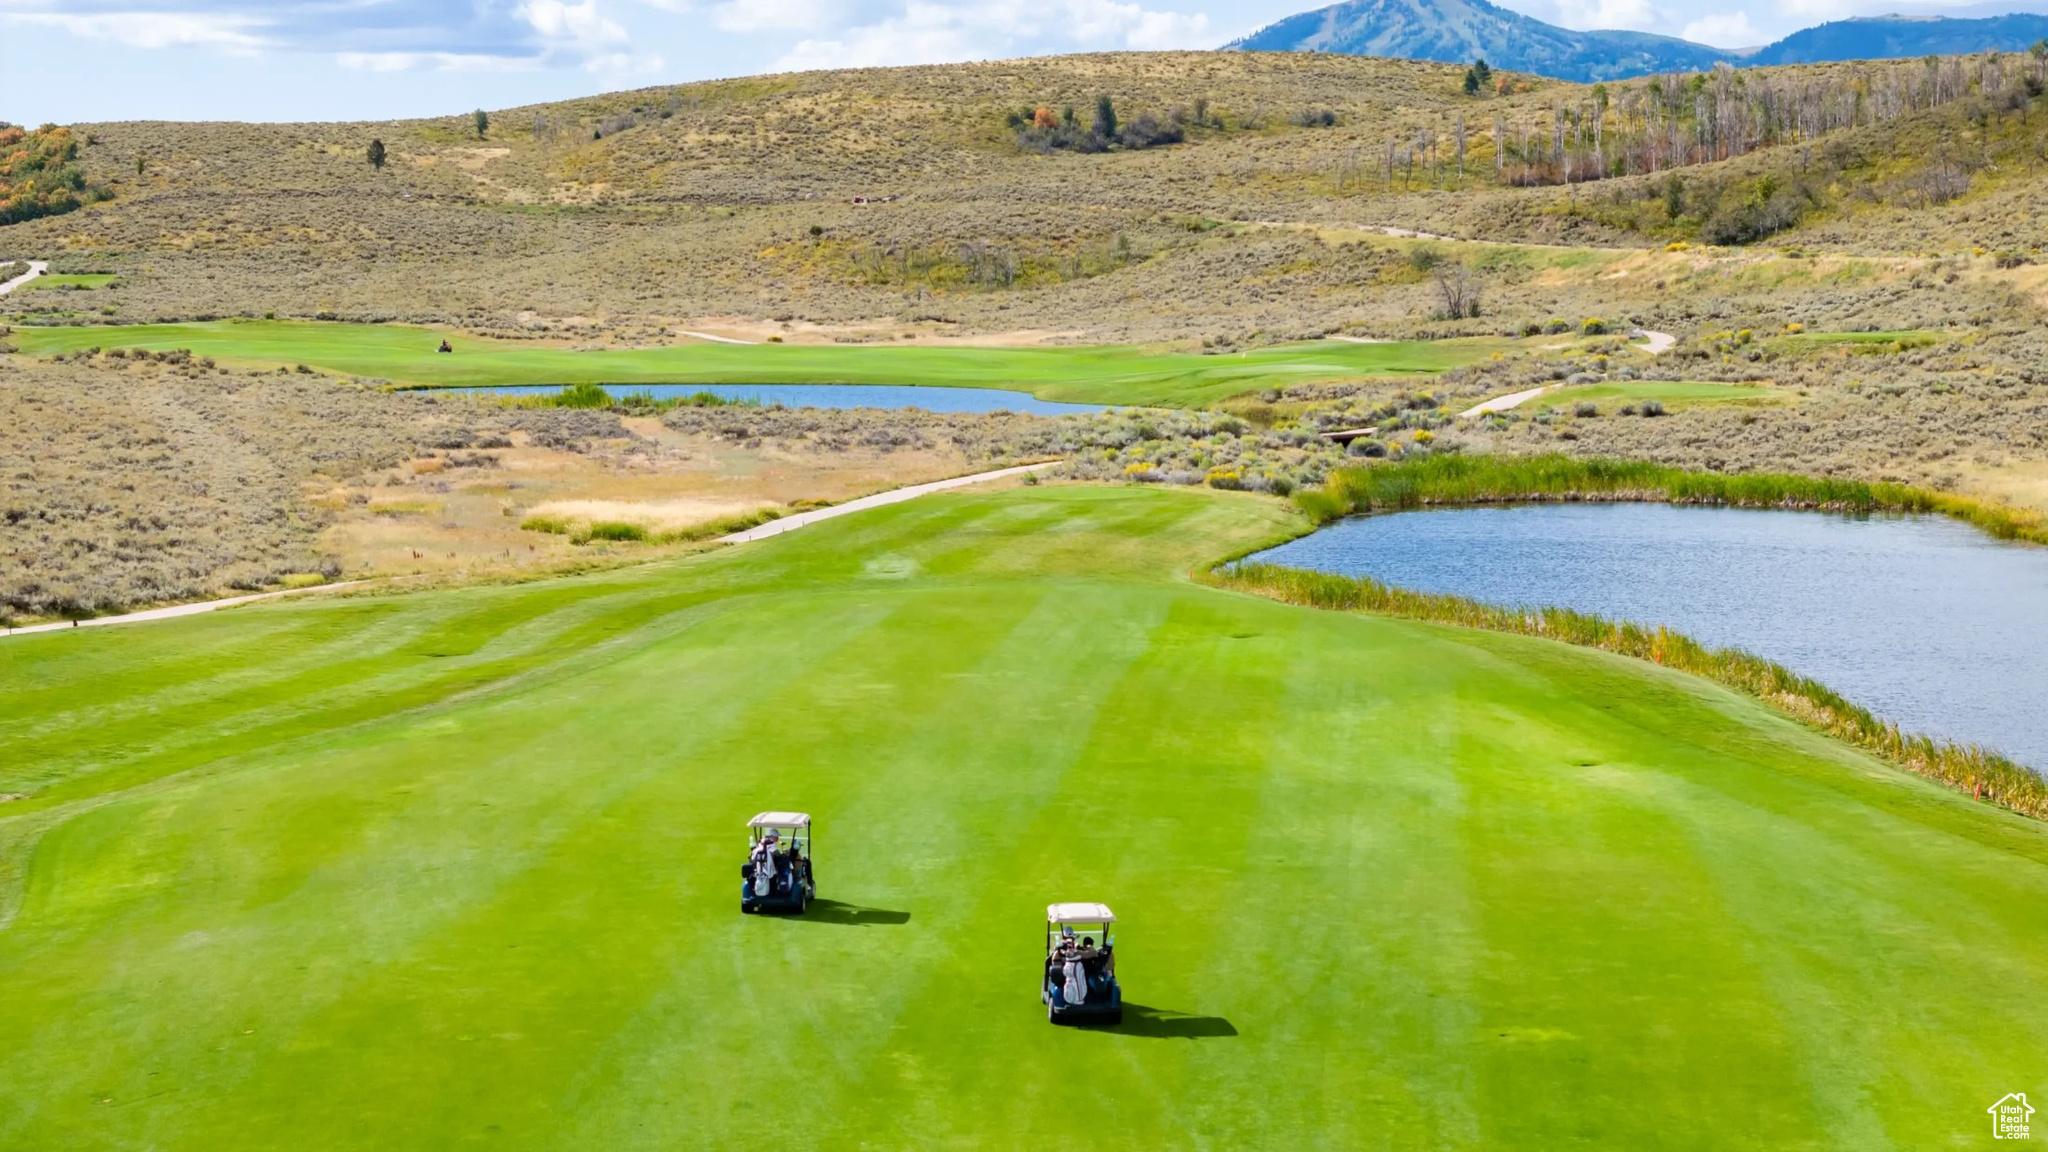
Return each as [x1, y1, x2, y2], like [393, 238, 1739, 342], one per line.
[742, 903, 756, 915]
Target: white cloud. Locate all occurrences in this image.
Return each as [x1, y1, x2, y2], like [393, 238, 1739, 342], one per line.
[710, 0, 848, 34]
[772, 0, 1210, 72]
[3, 9, 268, 51]
[1544, 0, 1660, 31]
[337, 51, 538, 72]
[1680, 10, 1765, 46]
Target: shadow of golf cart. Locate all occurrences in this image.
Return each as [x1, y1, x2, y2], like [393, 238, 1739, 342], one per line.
[1043, 902, 1121, 1025]
[741, 811, 815, 915]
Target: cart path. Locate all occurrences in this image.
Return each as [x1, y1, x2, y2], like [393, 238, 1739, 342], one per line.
[3, 464, 1061, 635]
[720, 462, 1062, 544]
[3, 580, 369, 637]
[680, 331, 757, 345]
[0, 260, 50, 296]
[1635, 328, 1678, 355]
[1459, 386, 1553, 418]
[1457, 329, 1678, 418]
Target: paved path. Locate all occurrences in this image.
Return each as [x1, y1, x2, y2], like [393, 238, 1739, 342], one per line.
[5, 465, 1060, 636]
[0, 260, 49, 296]
[1460, 386, 1553, 418]
[1458, 329, 1679, 418]
[680, 330, 757, 345]
[1325, 335, 1390, 344]
[3, 580, 367, 638]
[720, 462, 1061, 544]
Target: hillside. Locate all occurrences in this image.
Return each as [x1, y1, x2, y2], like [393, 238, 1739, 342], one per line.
[4, 49, 2046, 347]
[1230, 0, 2048, 81]
[1748, 13, 2048, 65]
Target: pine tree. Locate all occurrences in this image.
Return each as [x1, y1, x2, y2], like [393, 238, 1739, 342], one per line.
[1094, 94, 1118, 141]
[1464, 68, 1480, 96]
[367, 139, 386, 169]
[473, 108, 489, 140]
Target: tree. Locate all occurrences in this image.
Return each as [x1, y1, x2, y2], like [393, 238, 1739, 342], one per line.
[473, 108, 489, 139]
[1432, 263, 1481, 318]
[134, 154, 145, 177]
[1463, 68, 1480, 96]
[367, 138, 386, 169]
[1094, 94, 1117, 140]
[1473, 58, 1493, 88]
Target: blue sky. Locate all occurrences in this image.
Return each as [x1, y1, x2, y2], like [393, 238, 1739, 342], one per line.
[4, 0, 2043, 124]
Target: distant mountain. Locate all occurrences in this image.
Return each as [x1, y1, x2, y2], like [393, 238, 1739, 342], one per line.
[1225, 0, 1726, 81]
[1745, 13, 2048, 64]
[1227, 0, 2048, 82]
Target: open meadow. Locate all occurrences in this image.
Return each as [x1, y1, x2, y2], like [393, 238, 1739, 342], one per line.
[2, 486, 2043, 1147]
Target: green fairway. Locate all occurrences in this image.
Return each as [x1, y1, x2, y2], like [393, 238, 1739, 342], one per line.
[1541, 380, 1784, 411]
[17, 272, 118, 291]
[10, 320, 1501, 407]
[3, 486, 2043, 1148]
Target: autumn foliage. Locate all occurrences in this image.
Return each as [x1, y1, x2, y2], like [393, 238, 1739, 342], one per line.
[0, 124, 110, 226]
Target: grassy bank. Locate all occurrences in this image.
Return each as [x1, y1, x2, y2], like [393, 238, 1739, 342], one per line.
[1296, 453, 2048, 545]
[12, 320, 1504, 408]
[1208, 561, 2048, 821]
[4, 486, 2043, 1146]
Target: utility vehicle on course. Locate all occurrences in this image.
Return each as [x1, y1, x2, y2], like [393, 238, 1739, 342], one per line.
[741, 812, 815, 915]
[1043, 902, 1121, 1025]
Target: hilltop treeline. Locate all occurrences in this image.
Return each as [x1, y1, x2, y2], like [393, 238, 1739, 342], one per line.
[1486, 49, 2048, 186]
[1, 124, 109, 226]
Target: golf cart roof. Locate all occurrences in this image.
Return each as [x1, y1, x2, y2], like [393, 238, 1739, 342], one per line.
[748, 811, 811, 829]
[1047, 902, 1116, 925]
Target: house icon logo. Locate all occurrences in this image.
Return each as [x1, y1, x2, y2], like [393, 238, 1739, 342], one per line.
[1990, 1093, 2035, 1140]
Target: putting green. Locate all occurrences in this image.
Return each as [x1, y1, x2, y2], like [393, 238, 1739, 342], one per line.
[2, 487, 2043, 1148]
[10, 320, 1500, 407]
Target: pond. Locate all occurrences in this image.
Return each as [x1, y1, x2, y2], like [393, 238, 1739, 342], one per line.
[1248, 503, 2048, 770]
[425, 383, 1105, 416]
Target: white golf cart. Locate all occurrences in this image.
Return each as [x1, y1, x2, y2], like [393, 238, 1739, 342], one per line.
[1043, 902, 1121, 1025]
[741, 812, 815, 915]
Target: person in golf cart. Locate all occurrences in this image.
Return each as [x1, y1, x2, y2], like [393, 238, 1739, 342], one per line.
[1043, 902, 1121, 1025]
[740, 812, 815, 914]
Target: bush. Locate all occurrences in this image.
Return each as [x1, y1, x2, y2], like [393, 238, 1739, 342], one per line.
[556, 382, 613, 409]
[581, 521, 648, 542]
[1581, 318, 1609, 335]
[1573, 401, 1600, 417]
[1639, 400, 1666, 417]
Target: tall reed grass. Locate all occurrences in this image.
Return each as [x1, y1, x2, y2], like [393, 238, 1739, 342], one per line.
[1206, 561, 2048, 822]
[1295, 454, 2048, 546]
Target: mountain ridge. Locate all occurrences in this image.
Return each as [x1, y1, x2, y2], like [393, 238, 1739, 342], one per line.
[1227, 1, 2048, 81]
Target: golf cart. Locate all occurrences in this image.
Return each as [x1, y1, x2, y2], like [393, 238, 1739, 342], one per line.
[741, 812, 815, 914]
[1042, 902, 1121, 1025]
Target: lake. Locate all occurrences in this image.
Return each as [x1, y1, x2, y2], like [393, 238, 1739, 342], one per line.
[1248, 503, 2048, 769]
[425, 383, 1105, 415]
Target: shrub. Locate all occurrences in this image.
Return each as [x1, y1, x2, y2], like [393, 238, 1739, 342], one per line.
[1581, 318, 1609, 335]
[0, 124, 110, 226]
[520, 515, 572, 534]
[556, 382, 613, 409]
[1573, 401, 1600, 417]
[582, 521, 647, 542]
[1639, 400, 1666, 417]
